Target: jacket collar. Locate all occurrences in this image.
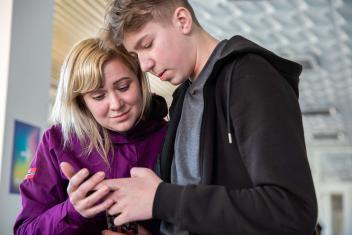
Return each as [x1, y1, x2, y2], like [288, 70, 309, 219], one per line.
[109, 118, 166, 144]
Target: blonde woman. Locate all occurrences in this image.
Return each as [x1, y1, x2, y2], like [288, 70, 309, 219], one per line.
[14, 38, 167, 235]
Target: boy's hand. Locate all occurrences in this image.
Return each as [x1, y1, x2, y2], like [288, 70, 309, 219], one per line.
[60, 162, 114, 218]
[98, 167, 162, 225]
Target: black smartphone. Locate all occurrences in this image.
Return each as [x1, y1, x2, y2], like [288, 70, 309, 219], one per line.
[106, 212, 138, 235]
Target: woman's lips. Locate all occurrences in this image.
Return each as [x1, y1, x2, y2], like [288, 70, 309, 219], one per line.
[110, 110, 129, 121]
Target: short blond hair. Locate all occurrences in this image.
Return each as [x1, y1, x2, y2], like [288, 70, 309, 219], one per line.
[105, 0, 201, 45]
[51, 37, 151, 165]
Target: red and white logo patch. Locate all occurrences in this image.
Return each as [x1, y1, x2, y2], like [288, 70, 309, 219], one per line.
[25, 168, 37, 180]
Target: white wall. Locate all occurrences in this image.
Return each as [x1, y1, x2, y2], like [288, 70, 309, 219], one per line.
[0, 0, 54, 234]
[0, 0, 13, 180]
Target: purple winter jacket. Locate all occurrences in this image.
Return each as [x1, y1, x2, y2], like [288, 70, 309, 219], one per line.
[14, 118, 167, 235]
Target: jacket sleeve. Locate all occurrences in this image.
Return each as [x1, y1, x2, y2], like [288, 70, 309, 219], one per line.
[153, 54, 317, 235]
[13, 129, 89, 235]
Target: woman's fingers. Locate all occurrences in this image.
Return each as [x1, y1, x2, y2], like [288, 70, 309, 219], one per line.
[80, 186, 114, 217]
[60, 162, 76, 180]
[80, 185, 110, 208]
[60, 163, 114, 218]
[67, 168, 90, 195]
[70, 171, 105, 203]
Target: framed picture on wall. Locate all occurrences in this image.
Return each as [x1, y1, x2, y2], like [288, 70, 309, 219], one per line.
[9, 120, 40, 194]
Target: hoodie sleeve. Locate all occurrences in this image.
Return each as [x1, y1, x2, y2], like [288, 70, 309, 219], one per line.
[13, 128, 89, 235]
[153, 54, 317, 235]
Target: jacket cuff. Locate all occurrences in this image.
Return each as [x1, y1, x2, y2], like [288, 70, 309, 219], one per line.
[152, 182, 184, 223]
[65, 199, 90, 225]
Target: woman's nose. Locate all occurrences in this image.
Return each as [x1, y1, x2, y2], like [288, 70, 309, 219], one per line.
[110, 93, 124, 111]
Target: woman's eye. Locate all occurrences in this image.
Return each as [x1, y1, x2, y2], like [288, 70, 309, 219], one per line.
[92, 94, 104, 100]
[118, 84, 130, 92]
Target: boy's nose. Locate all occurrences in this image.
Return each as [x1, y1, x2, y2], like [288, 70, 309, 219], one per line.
[139, 56, 154, 72]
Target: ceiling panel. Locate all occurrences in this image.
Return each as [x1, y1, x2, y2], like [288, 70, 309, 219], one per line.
[51, 0, 352, 146]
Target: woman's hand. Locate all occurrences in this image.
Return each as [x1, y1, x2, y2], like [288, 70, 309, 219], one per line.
[60, 162, 114, 218]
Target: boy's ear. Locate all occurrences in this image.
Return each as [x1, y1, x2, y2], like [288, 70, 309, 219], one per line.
[173, 7, 193, 34]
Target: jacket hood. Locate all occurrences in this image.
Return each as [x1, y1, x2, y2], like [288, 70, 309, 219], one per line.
[218, 35, 302, 97]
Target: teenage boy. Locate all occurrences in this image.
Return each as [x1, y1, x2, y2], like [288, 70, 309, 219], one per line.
[102, 1, 318, 234]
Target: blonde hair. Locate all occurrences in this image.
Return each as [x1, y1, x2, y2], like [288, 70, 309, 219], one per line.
[105, 0, 201, 45]
[51, 37, 151, 165]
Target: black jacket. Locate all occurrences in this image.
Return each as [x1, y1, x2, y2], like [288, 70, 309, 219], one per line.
[154, 35, 318, 235]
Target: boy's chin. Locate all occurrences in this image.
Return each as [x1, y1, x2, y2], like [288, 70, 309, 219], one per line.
[168, 77, 188, 85]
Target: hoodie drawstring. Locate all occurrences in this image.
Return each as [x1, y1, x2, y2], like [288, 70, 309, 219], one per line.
[226, 61, 237, 144]
[226, 74, 233, 144]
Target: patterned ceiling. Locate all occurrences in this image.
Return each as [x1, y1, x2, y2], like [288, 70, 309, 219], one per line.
[51, 0, 352, 147]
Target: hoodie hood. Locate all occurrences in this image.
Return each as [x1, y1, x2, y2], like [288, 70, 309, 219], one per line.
[213, 36, 302, 144]
[218, 35, 302, 97]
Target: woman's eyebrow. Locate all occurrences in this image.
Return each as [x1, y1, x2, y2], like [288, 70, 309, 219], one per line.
[112, 77, 132, 85]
